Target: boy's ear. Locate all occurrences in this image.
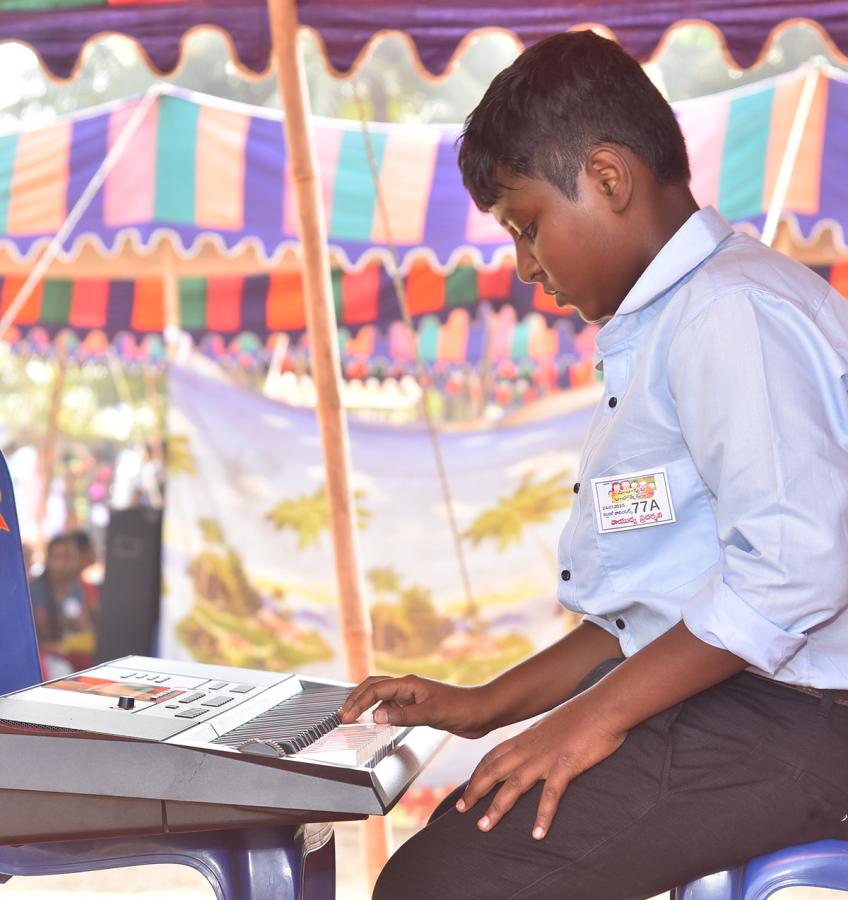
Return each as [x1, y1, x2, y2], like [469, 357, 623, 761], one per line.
[585, 145, 632, 213]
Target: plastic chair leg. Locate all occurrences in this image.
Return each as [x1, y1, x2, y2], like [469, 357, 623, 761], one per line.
[671, 866, 743, 899]
[0, 824, 335, 900]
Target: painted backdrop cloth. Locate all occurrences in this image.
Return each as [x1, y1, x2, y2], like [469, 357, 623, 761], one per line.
[162, 354, 594, 796]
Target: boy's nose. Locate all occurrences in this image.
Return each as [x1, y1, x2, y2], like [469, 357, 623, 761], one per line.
[515, 243, 544, 285]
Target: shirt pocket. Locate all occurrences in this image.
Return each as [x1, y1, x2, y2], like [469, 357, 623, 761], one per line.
[592, 455, 720, 594]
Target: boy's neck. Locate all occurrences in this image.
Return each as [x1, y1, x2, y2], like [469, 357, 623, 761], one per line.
[637, 186, 700, 271]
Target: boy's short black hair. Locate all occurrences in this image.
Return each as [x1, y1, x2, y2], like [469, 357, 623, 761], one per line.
[458, 31, 690, 210]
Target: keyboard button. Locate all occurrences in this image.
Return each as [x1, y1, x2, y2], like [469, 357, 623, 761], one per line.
[229, 684, 254, 694]
[201, 696, 233, 708]
[175, 708, 206, 719]
[177, 692, 205, 704]
[206, 681, 228, 690]
[165, 704, 179, 709]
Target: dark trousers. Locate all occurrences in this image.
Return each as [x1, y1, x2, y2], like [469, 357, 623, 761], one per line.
[374, 660, 848, 900]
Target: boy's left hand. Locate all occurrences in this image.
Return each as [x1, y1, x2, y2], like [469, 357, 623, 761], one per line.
[456, 697, 627, 840]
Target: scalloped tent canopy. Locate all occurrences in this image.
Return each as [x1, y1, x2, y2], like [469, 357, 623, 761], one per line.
[1, 70, 848, 272]
[1, 1, 848, 80]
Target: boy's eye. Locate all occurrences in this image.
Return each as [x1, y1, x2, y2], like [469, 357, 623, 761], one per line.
[520, 223, 537, 242]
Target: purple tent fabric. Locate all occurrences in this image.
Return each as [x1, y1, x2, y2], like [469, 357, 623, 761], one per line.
[299, 1, 848, 73]
[1, 1, 847, 79]
[0, 1, 271, 80]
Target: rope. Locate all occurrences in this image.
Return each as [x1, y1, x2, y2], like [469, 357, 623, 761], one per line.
[352, 84, 477, 614]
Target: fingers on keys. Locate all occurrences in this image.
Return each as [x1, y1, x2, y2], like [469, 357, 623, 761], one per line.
[340, 675, 419, 724]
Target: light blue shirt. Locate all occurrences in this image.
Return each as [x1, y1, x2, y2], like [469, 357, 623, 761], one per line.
[557, 207, 848, 689]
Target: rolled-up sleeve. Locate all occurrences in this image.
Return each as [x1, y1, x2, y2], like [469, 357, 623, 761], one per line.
[668, 289, 848, 674]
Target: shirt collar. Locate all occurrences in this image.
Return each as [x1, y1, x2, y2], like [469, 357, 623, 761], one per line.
[615, 206, 733, 317]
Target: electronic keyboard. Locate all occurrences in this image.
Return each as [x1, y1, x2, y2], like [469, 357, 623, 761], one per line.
[0, 656, 446, 845]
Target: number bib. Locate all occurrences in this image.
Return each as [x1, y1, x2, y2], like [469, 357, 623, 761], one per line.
[590, 467, 676, 533]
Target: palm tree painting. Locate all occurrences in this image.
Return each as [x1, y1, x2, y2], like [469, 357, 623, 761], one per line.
[167, 433, 198, 477]
[367, 566, 532, 685]
[176, 516, 333, 670]
[465, 468, 573, 555]
[265, 483, 371, 548]
[366, 566, 403, 598]
[465, 468, 579, 628]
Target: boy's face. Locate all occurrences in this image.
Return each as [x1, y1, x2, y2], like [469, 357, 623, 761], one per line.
[489, 168, 638, 323]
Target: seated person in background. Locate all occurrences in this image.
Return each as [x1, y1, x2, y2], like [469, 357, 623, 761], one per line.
[29, 533, 95, 675]
[67, 528, 100, 613]
[342, 31, 848, 900]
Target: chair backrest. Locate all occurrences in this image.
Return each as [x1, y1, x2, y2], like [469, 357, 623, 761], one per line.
[0, 450, 43, 693]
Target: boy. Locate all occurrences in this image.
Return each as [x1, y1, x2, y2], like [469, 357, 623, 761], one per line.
[341, 31, 848, 899]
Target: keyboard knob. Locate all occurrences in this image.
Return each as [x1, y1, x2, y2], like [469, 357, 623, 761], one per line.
[118, 696, 135, 710]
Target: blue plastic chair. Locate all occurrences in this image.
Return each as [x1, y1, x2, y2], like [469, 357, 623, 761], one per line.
[0, 450, 336, 899]
[675, 839, 848, 897]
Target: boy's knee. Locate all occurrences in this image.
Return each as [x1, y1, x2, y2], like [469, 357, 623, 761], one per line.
[372, 845, 419, 900]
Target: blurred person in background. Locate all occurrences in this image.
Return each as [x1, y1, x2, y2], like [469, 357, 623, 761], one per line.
[67, 528, 101, 613]
[29, 533, 95, 676]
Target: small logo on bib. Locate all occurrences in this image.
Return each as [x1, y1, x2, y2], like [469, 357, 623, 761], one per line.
[591, 467, 675, 533]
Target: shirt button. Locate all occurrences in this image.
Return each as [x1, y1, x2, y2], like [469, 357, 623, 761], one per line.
[615, 617, 626, 630]
[608, 396, 618, 408]
[573, 482, 580, 494]
[560, 569, 571, 582]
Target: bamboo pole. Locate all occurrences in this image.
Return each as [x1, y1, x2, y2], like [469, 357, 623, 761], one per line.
[266, 0, 391, 885]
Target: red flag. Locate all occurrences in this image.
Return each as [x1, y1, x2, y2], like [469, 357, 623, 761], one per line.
[0, 513, 8, 532]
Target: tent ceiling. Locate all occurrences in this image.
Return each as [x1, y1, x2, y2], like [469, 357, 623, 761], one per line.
[299, 2, 848, 76]
[1, 2, 847, 81]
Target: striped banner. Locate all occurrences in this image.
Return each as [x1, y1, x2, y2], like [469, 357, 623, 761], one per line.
[677, 68, 830, 223]
[2, 257, 847, 350]
[5, 262, 848, 379]
[0, 71, 846, 267]
[0, 259, 583, 337]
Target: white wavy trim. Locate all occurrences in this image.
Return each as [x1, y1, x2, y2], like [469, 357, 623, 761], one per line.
[0, 229, 518, 274]
[733, 214, 848, 256]
[4, 215, 846, 275]
[4, 18, 842, 88]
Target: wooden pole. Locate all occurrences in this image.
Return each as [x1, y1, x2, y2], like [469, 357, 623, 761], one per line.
[266, 0, 391, 885]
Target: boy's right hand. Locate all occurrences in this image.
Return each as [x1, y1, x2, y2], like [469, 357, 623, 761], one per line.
[339, 675, 493, 739]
